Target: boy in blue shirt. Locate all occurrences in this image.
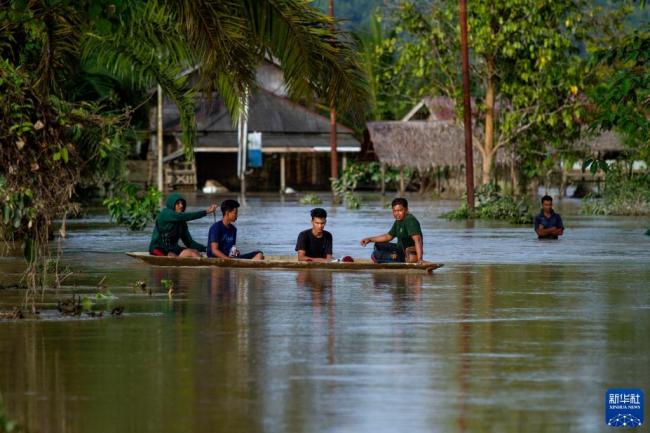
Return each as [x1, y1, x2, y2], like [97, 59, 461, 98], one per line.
[207, 200, 264, 260]
[534, 195, 565, 240]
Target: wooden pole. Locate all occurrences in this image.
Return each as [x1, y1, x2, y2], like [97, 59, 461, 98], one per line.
[459, 0, 475, 211]
[399, 167, 405, 195]
[280, 154, 286, 193]
[329, 0, 338, 185]
[157, 84, 164, 193]
[380, 163, 386, 196]
[237, 93, 249, 195]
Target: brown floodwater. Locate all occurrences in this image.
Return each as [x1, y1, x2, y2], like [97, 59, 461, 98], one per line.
[0, 195, 649, 433]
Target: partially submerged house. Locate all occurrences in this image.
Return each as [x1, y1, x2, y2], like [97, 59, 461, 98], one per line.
[149, 61, 360, 192]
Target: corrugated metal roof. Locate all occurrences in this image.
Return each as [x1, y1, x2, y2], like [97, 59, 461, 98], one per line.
[155, 89, 355, 135]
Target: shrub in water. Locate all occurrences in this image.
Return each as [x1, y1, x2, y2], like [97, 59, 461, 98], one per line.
[581, 165, 650, 216]
[103, 184, 161, 231]
[441, 184, 532, 224]
[299, 194, 322, 205]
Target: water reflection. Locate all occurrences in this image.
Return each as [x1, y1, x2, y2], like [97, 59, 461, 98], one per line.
[295, 271, 335, 364]
[1, 195, 649, 433]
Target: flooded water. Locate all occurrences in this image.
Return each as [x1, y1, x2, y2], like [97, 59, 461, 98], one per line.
[1, 194, 649, 433]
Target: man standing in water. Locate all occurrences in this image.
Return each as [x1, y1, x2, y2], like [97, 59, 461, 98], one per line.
[149, 192, 216, 257]
[534, 195, 564, 239]
[295, 208, 333, 262]
[360, 197, 424, 263]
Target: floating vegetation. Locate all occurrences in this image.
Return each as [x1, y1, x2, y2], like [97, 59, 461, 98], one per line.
[57, 290, 122, 318]
[133, 280, 152, 296]
[299, 194, 322, 205]
[58, 295, 82, 316]
[0, 307, 24, 320]
[161, 279, 175, 298]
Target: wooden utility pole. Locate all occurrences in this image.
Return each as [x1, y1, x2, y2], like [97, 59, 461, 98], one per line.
[329, 0, 338, 184]
[459, 0, 475, 211]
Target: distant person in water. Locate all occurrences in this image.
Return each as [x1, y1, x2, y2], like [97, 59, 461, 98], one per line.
[360, 197, 424, 263]
[295, 208, 333, 262]
[149, 192, 217, 257]
[534, 195, 564, 239]
[207, 199, 264, 260]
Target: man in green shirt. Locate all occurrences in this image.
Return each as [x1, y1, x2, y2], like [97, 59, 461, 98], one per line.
[149, 192, 217, 257]
[360, 197, 424, 263]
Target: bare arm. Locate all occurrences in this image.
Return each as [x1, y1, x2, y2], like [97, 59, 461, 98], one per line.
[360, 233, 393, 246]
[412, 234, 424, 262]
[536, 225, 564, 236]
[297, 250, 330, 263]
[210, 242, 230, 259]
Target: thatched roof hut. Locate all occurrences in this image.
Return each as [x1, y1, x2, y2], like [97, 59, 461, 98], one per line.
[367, 121, 465, 170]
[367, 120, 506, 171]
[581, 130, 626, 154]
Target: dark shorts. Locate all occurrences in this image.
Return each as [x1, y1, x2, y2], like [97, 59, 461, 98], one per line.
[371, 243, 405, 263]
[233, 250, 263, 260]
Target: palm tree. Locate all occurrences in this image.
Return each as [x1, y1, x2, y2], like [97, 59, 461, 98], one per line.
[171, 0, 368, 116]
[85, 0, 368, 152]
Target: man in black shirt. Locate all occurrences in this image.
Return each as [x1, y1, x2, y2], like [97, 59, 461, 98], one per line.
[295, 208, 333, 262]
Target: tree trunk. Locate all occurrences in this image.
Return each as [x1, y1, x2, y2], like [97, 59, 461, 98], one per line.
[510, 149, 519, 197]
[482, 59, 496, 185]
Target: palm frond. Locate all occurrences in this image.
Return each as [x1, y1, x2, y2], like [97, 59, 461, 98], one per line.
[244, 0, 368, 115]
[82, 0, 198, 155]
[171, 0, 258, 117]
[21, 0, 82, 96]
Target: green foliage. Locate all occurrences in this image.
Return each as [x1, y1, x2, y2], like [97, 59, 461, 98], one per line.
[441, 184, 533, 224]
[581, 165, 650, 215]
[172, 0, 367, 119]
[0, 177, 35, 236]
[645, 229, 650, 236]
[331, 162, 410, 209]
[161, 279, 175, 291]
[331, 162, 368, 209]
[582, 158, 611, 175]
[299, 194, 323, 205]
[82, 0, 198, 158]
[371, 0, 630, 184]
[103, 184, 161, 231]
[588, 27, 649, 159]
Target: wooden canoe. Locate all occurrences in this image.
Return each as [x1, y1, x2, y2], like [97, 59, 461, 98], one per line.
[126, 252, 443, 273]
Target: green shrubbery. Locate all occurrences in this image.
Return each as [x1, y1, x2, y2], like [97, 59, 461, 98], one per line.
[441, 184, 533, 224]
[299, 193, 322, 205]
[581, 166, 650, 216]
[103, 184, 161, 230]
[331, 162, 405, 209]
